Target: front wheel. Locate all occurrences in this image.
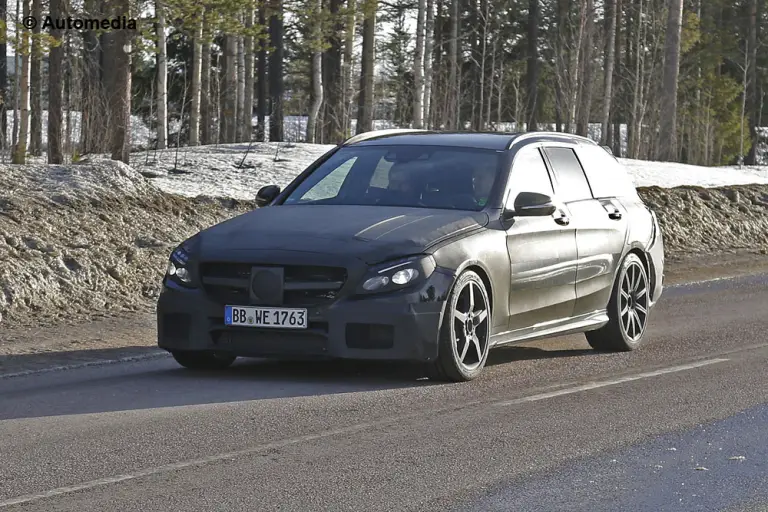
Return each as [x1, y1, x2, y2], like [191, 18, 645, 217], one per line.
[171, 350, 237, 371]
[585, 252, 651, 352]
[427, 270, 491, 382]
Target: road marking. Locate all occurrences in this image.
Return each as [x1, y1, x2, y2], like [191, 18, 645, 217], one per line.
[494, 358, 730, 407]
[0, 356, 731, 508]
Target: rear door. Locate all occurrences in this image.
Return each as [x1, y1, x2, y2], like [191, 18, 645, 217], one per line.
[504, 143, 578, 333]
[542, 144, 629, 318]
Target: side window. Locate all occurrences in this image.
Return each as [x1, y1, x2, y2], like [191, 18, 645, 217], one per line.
[298, 156, 357, 201]
[543, 146, 593, 202]
[574, 145, 638, 198]
[506, 145, 554, 208]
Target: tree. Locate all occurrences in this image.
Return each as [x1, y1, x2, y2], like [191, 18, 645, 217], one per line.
[525, 0, 540, 131]
[156, 0, 168, 149]
[47, 0, 65, 164]
[413, 0, 426, 128]
[657, 0, 684, 161]
[306, 0, 323, 143]
[356, 0, 377, 134]
[104, 0, 133, 163]
[12, 0, 30, 164]
[29, 0, 42, 156]
[268, 0, 285, 141]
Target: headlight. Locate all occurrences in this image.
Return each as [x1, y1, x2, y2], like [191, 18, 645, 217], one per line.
[358, 255, 435, 295]
[165, 235, 199, 287]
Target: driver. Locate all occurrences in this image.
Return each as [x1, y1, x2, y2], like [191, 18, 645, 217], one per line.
[471, 162, 496, 207]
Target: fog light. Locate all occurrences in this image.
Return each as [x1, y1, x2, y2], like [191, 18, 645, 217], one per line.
[363, 275, 389, 291]
[392, 268, 419, 285]
[166, 261, 177, 276]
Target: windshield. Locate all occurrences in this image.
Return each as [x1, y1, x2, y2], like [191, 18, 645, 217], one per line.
[282, 145, 504, 211]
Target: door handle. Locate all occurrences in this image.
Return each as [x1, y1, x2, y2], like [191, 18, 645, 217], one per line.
[553, 210, 570, 226]
[608, 210, 622, 220]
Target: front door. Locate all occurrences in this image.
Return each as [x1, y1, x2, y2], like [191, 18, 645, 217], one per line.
[504, 144, 578, 333]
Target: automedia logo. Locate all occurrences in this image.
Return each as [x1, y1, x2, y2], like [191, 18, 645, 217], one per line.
[23, 16, 138, 30]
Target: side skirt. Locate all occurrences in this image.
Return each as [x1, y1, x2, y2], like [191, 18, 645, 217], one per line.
[489, 310, 609, 348]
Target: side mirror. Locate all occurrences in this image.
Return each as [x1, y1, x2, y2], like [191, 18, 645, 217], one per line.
[255, 185, 281, 207]
[505, 191, 557, 218]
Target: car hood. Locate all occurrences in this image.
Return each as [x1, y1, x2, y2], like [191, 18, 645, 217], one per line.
[199, 205, 489, 264]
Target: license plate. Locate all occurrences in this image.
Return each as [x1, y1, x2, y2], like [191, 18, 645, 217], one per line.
[224, 305, 308, 329]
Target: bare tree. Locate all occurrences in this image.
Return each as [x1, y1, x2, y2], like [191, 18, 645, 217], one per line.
[236, 33, 246, 141]
[745, 0, 759, 165]
[200, 37, 212, 144]
[188, 7, 204, 146]
[412, 0, 426, 128]
[47, 0, 65, 163]
[268, 0, 284, 141]
[156, 0, 168, 149]
[243, 8, 255, 142]
[422, 0, 434, 128]
[223, 34, 237, 142]
[29, 0, 42, 155]
[105, 0, 132, 163]
[307, 0, 323, 143]
[356, 0, 377, 134]
[525, 0, 539, 131]
[448, 0, 458, 129]
[342, 0, 356, 136]
[656, 0, 683, 161]
[12, 0, 30, 164]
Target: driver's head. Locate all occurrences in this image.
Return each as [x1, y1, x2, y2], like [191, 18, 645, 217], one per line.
[472, 162, 496, 203]
[388, 164, 416, 194]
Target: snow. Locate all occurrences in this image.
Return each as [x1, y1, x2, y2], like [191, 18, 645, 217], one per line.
[126, 140, 768, 201]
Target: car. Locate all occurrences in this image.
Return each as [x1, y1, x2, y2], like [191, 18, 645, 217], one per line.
[157, 129, 664, 382]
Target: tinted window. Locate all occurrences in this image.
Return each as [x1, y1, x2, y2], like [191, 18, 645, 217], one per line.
[282, 145, 503, 211]
[505, 145, 554, 208]
[543, 146, 593, 202]
[574, 144, 638, 198]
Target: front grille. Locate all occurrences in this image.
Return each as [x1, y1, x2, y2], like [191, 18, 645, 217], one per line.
[199, 262, 347, 306]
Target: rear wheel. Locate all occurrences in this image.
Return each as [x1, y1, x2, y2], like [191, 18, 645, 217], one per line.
[427, 270, 491, 382]
[171, 350, 237, 370]
[585, 252, 650, 351]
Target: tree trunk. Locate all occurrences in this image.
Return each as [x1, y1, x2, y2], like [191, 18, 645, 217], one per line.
[0, 0, 6, 152]
[223, 34, 237, 142]
[307, 0, 323, 143]
[413, 0, 426, 128]
[189, 8, 203, 146]
[656, 0, 683, 161]
[257, 6, 267, 141]
[448, 0, 459, 129]
[201, 40, 212, 144]
[47, 0, 64, 163]
[243, 9, 254, 142]
[342, 0, 356, 137]
[356, 0, 377, 134]
[237, 34, 246, 141]
[268, 0, 284, 142]
[576, 0, 594, 136]
[611, 0, 623, 156]
[600, 0, 616, 145]
[322, 0, 344, 143]
[105, 0, 132, 163]
[29, 0, 42, 156]
[525, 0, 540, 131]
[745, 0, 759, 165]
[156, 0, 167, 149]
[12, 0, 30, 164]
[422, 0, 435, 128]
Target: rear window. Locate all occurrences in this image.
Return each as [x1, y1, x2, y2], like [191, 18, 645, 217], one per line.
[574, 145, 638, 198]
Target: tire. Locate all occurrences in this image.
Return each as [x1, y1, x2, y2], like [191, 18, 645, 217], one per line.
[171, 350, 237, 371]
[585, 252, 651, 352]
[427, 270, 491, 382]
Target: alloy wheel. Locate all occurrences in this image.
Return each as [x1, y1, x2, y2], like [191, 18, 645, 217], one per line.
[451, 281, 490, 371]
[619, 261, 649, 342]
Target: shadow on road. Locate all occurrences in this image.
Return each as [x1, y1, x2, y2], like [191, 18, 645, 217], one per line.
[0, 339, 598, 421]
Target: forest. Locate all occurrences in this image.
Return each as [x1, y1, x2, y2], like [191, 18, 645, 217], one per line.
[0, 0, 763, 166]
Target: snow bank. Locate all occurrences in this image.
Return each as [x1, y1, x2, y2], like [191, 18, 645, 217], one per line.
[0, 161, 253, 328]
[127, 142, 768, 201]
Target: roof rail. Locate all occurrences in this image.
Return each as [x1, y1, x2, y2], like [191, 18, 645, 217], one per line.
[341, 128, 430, 146]
[506, 131, 599, 149]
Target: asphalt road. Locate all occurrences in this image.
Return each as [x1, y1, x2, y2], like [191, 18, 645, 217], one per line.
[1, 274, 767, 512]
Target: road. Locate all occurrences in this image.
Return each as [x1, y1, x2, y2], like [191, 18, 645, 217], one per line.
[1, 273, 767, 511]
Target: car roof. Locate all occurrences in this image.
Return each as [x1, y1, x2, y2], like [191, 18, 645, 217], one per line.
[343, 130, 599, 151]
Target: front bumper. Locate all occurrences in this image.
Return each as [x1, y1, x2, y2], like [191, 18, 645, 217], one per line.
[157, 268, 455, 362]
